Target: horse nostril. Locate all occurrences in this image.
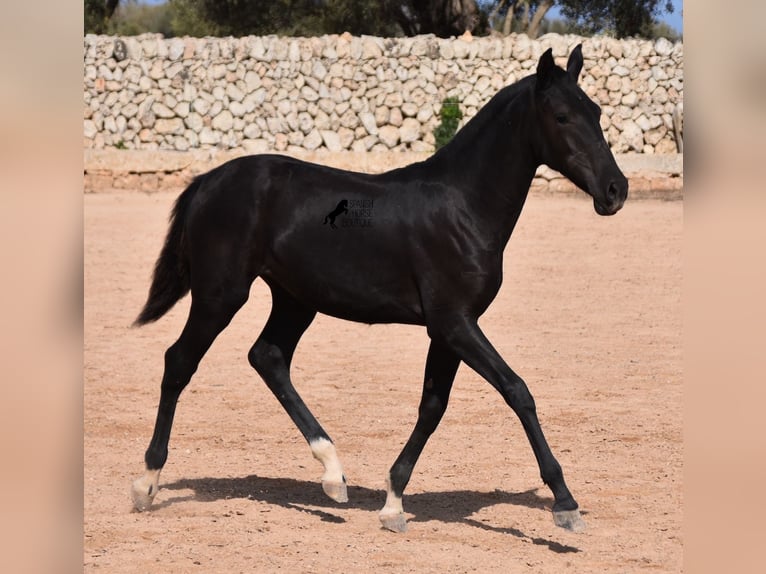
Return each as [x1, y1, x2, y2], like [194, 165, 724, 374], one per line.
[607, 181, 619, 201]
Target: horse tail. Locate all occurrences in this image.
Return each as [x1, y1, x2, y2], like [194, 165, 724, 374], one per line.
[134, 175, 202, 326]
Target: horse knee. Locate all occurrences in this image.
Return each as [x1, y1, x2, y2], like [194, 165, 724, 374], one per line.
[499, 374, 537, 413]
[508, 388, 537, 418]
[247, 340, 284, 381]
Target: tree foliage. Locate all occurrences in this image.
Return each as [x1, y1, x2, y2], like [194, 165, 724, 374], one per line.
[482, 0, 675, 39]
[168, 1, 482, 38]
[85, 0, 678, 40]
[171, 0, 313, 37]
[111, 1, 174, 36]
[484, 1, 554, 38]
[558, 0, 674, 38]
[85, 0, 120, 34]
[319, 0, 401, 37]
[389, 0, 482, 37]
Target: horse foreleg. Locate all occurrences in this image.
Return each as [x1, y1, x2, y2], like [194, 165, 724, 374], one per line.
[429, 314, 586, 533]
[380, 341, 460, 532]
[132, 288, 249, 511]
[248, 285, 347, 503]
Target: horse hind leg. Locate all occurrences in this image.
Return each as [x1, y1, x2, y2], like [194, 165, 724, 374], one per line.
[131, 284, 250, 511]
[248, 285, 347, 503]
[380, 341, 460, 532]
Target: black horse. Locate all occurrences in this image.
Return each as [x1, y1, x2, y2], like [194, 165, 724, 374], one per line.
[131, 45, 627, 533]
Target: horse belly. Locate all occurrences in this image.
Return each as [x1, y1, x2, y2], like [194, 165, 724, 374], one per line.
[270, 267, 423, 325]
[263, 232, 424, 325]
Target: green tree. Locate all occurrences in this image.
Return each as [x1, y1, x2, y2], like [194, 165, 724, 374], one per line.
[558, 0, 674, 38]
[480, 0, 675, 39]
[85, 0, 121, 34]
[169, 0, 293, 37]
[389, 0, 482, 37]
[168, 0, 484, 38]
[313, 0, 397, 36]
[646, 19, 681, 41]
[169, 0, 358, 37]
[169, 0, 216, 37]
[87, 0, 677, 39]
[109, 1, 174, 36]
[484, 1, 554, 38]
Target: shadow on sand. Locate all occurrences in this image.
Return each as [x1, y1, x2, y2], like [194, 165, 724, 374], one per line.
[160, 474, 581, 554]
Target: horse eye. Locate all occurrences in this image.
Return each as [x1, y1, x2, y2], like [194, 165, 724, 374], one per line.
[555, 114, 568, 125]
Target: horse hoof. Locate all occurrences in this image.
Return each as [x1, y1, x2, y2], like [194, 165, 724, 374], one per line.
[553, 509, 586, 532]
[131, 471, 160, 511]
[322, 480, 348, 503]
[379, 511, 408, 533]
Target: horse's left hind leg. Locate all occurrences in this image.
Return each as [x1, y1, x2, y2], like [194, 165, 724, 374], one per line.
[380, 341, 460, 532]
[248, 284, 347, 503]
[132, 287, 249, 511]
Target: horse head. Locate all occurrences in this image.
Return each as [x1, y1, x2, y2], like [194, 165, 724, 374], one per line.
[533, 45, 628, 216]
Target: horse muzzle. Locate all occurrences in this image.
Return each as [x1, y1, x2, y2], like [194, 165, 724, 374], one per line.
[593, 177, 628, 216]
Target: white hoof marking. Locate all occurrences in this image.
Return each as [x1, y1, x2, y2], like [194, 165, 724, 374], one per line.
[310, 438, 347, 502]
[380, 475, 407, 532]
[131, 469, 161, 511]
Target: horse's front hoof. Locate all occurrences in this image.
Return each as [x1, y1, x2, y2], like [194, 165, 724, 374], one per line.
[553, 508, 586, 532]
[131, 470, 160, 511]
[322, 479, 348, 503]
[379, 511, 408, 533]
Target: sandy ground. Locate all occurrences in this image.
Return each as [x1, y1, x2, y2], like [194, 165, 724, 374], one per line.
[84, 186, 682, 573]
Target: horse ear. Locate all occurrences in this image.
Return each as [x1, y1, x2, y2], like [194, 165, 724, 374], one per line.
[567, 44, 584, 81]
[536, 48, 555, 91]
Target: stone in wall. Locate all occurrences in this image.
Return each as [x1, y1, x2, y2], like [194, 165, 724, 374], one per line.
[83, 33, 683, 155]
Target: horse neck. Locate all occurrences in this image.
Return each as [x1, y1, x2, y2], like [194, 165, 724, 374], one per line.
[427, 83, 541, 246]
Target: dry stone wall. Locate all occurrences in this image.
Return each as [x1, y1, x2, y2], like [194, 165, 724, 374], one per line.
[83, 32, 683, 155]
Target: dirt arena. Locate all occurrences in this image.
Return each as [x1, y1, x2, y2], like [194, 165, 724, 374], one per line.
[84, 185, 682, 572]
